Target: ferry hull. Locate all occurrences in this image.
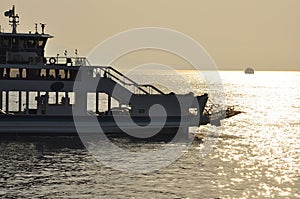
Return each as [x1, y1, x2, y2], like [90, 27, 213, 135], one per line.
[0, 115, 197, 141]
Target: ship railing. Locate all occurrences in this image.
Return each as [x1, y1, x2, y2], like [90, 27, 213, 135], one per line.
[0, 56, 90, 66]
[45, 56, 89, 66]
[93, 66, 165, 95]
[204, 99, 240, 119]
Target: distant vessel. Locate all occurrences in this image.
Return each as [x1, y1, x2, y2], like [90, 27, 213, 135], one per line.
[0, 6, 240, 141]
[244, 67, 254, 74]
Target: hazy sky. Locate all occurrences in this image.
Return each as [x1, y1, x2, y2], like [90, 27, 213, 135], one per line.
[1, 0, 300, 70]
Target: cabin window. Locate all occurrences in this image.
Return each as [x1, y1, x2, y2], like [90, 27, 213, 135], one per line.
[9, 68, 19, 78]
[97, 93, 109, 113]
[29, 92, 38, 110]
[48, 92, 56, 104]
[48, 92, 66, 105]
[38, 40, 44, 47]
[40, 69, 46, 76]
[27, 39, 36, 48]
[49, 69, 56, 78]
[59, 69, 67, 79]
[2, 91, 7, 111]
[68, 92, 75, 105]
[87, 93, 96, 112]
[58, 92, 66, 104]
[8, 92, 19, 112]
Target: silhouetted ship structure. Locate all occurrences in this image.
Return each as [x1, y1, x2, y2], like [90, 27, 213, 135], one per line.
[244, 67, 254, 74]
[0, 6, 240, 141]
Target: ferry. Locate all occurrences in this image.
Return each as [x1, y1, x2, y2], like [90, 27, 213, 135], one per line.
[0, 6, 240, 141]
[244, 67, 254, 74]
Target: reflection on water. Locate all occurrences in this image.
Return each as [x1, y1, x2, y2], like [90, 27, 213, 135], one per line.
[0, 71, 299, 198]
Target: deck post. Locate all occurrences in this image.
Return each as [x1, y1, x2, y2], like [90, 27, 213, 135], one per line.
[19, 91, 22, 112]
[65, 91, 68, 100]
[45, 92, 49, 113]
[108, 94, 111, 114]
[26, 91, 29, 114]
[65, 92, 69, 106]
[55, 92, 59, 104]
[96, 92, 99, 113]
[5, 91, 9, 113]
[0, 91, 2, 110]
[37, 92, 41, 115]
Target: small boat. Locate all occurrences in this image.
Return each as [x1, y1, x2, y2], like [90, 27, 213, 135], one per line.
[244, 67, 254, 74]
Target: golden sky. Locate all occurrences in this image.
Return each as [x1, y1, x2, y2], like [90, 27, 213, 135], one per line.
[1, 0, 300, 70]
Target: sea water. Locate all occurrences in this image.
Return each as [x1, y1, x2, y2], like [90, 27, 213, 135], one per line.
[0, 71, 299, 198]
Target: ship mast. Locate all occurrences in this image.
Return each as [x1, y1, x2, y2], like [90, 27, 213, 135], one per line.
[4, 5, 19, 34]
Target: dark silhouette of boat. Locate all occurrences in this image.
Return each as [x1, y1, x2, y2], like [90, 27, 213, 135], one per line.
[0, 6, 241, 141]
[244, 67, 254, 74]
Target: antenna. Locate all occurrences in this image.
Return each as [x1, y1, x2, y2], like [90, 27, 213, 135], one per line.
[4, 5, 19, 34]
[35, 23, 38, 34]
[40, 23, 46, 34]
